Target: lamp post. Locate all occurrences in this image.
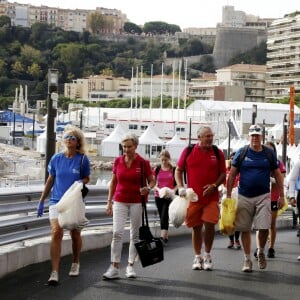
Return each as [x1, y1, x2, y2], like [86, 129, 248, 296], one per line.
[252, 104, 257, 125]
[282, 113, 288, 167]
[45, 68, 58, 182]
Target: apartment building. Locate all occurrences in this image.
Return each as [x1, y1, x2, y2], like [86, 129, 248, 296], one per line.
[189, 64, 266, 102]
[266, 13, 300, 101]
[0, 1, 127, 34]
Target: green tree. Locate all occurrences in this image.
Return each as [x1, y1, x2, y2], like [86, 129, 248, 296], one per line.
[123, 22, 142, 34]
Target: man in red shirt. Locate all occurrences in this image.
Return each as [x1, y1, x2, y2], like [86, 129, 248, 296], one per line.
[175, 126, 226, 271]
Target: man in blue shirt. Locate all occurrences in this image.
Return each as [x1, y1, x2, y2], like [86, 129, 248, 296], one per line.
[226, 124, 284, 272]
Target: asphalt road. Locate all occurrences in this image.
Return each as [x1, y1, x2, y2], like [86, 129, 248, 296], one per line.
[1, 229, 300, 300]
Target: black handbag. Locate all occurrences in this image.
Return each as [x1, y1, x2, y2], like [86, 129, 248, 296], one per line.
[80, 154, 89, 198]
[134, 161, 164, 268]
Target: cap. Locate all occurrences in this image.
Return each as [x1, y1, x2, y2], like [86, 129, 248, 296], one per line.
[248, 124, 262, 136]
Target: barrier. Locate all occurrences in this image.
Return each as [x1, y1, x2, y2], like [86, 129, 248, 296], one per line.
[0, 185, 159, 246]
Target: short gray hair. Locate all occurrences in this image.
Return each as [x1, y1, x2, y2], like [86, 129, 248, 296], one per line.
[121, 132, 139, 146]
[197, 125, 213, 137]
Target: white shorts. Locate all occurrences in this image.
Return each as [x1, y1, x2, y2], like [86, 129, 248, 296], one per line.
[49, 205, 58, 220]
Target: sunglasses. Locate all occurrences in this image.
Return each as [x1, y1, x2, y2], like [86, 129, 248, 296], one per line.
[63, 134, 77, 141]
[249, 128, 261, 133]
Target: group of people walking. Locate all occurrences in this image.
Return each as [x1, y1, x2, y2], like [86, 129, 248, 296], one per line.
[37, 123, 299, 285]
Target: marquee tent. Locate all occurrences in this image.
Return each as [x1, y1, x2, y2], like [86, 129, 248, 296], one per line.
[138, 126, 165, 158]
[101, 124, 125, 157]
[165, 134, 187, 160]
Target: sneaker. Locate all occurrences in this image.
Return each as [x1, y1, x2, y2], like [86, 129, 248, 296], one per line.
[103, 265, 120, 280]
[227, 241, 234, 249]
[203, 256, 213, 271]
[69, 263, 80, 276]
[192, 256, 203, 270]
[298, 255, 300, 261]
[48, 271, 59, 285]
[254, 248, 258, 259]
[235, 240, 241, 250]
[258, 252, 267, 269]
[267, 248, 275, 258]
[242, 259, 253, 272]
[125, 265, 137, 278]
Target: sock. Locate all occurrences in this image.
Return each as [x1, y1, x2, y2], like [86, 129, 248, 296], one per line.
[244, 254, 251, 260]
[257, 248, 264, 255]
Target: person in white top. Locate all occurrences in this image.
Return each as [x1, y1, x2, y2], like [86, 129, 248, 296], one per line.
[287, 159, 300, 261]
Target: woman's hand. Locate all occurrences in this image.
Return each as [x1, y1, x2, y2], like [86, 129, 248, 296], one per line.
[106, 201, 113, 216]
[140, 186, 150, 195]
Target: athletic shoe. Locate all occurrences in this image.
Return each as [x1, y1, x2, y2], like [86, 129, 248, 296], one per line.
[267, 248, 275, 258]
[125, 265, 137, 278]
[203, 256, 213, 270]
[254, 248, 258, 259]
[48, 271, 59, 285]
[192, 256, 203, 270]
[242, 259, 253, 272]
[103, 265, 120, 280]
[298, 255, 300, 261]
[69, 263, 80, 276]
[258, 252, 267, 269]
[235, 240, 241, 250]
[227, 241, 234, 249]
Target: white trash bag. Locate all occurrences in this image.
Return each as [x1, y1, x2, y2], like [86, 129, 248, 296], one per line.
[168, 188, 197, 228]
[55, 181, 89, 230]
[158, 187, 175, 199]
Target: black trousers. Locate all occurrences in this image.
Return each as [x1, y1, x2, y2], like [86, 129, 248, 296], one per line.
[155, 196, 172, 231]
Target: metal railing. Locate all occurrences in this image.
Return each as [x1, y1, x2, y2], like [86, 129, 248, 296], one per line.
[0, 186, 295, 247]
[0, 186, 159, 246]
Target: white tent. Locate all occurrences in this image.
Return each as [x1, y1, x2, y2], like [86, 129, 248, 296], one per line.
[101, 125, 125, 157]
[138, 126, 165, 158]
[165, 134, 187, 160]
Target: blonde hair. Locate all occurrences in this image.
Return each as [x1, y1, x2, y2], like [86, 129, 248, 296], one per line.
[62, 124, 86, 154]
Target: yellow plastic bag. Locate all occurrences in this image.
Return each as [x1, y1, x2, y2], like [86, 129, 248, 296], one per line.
[277, 198, 288, 216]
[219, 197, 237, 236]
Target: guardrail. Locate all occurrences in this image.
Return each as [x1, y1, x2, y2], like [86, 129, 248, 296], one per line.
[0, 186, 296, 247]
[0, 185, 159, 246]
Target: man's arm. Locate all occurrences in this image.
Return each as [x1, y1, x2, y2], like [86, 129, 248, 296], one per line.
[226, 166, 238, 198]
[273, 168, 285, 208]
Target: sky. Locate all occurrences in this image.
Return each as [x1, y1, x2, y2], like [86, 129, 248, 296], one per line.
[15, 0, 300, 29]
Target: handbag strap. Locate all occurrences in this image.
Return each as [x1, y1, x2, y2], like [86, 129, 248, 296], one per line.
[80, 154, 85, 179]
[140, 160, 149, 227]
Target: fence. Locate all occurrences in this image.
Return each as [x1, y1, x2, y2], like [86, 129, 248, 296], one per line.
[0, 185, 160, 247]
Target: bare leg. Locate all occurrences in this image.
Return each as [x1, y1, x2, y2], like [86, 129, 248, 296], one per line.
[50, 220, 64, 272]
[192, 225, 203, 255]
[204, 222, 215, 253]
[70, 229, 82, 264]
[241, 231, 251, 256]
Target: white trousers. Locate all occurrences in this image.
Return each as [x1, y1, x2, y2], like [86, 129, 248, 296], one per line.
[111, 202, 143, 264]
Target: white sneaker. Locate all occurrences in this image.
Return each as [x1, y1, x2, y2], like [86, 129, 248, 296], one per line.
[125, 265, 137, 278]
[69, 263, 80, 276]
[297, 255, 300, 261]
[203, 256, 213, 270]
[48, 271, 59, 285]
[192, 256, 203, 270]
[103, 265, 120, 280]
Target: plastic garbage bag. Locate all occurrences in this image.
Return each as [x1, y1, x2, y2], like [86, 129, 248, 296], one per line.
[277, 198, 289, 216]
[168, 188, 197, 228]
[55, 181, 89, 230]
[219, 197, 237, 236]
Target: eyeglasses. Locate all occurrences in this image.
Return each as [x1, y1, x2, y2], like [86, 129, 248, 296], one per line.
[63, 134, 77, 141]
[249, 128, 261, 133]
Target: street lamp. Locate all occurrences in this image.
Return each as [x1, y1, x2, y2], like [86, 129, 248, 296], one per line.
[282, 114, 288, 167]
[45, 68, 58, 181]
[252, 104, 257, 125]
